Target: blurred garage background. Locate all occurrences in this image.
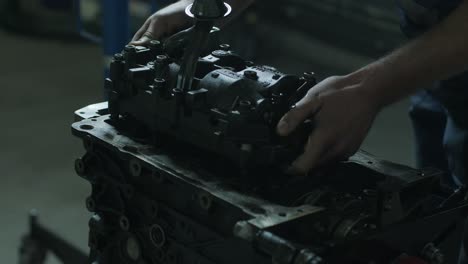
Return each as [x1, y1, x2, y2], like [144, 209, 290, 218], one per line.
[0, 0, 413, 263]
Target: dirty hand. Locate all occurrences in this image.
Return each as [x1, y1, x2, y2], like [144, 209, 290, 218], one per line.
[277, 74, 382, 174]
[131, 0, 193, 45]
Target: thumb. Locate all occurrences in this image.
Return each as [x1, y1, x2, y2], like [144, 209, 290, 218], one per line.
[131, 20, 163, 46]
[130, 36, 153, 46]
[277, 94, 322, 136]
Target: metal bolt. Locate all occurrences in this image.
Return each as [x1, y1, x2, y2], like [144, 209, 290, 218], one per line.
[156, 55, 168, 64]
[212, 50, 228, 57]
[113, 53, 124, 61]
[149, 40, 162, 49]
[124, 45, 137, 53]
[154, 78, 166, 91]
[303, 72, 316, 82]
[219, 44, 230, 50]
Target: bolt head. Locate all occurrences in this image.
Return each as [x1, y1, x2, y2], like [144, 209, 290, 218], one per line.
[149, 40, 161, 47]
[303, 71, 316, 81]
[124, 45, 137, 53]
[113, 53, 124, 61]
[212, 50, 229, 57]
[219, 44, 231, 51]
[156, 55, 168, 64]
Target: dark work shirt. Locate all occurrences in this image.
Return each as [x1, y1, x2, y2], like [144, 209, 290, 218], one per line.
[398, 0, 467, 129]
[397, 0, 462, 37]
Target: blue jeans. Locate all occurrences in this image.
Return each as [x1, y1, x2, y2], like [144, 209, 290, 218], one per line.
[409, 90, 468, 189]
[409, 89, 468, 263]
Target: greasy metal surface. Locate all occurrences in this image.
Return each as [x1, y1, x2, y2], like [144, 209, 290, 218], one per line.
[72, 113, 324, 223]
[68, 2, 468, 261]
[71, 103, 468, 264]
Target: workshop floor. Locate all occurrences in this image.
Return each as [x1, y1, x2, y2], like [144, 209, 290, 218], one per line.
[0, 28, 414, 263]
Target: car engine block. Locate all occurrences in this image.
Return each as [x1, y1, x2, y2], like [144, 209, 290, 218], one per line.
[69, 33, 468, 264]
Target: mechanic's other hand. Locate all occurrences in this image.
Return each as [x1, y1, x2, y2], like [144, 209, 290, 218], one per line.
[131, 0, 193, 46]
[277, 74, 382, 175]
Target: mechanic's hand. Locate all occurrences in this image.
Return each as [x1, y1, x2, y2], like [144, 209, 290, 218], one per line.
[131, 0, 193, 45]
[277, 74, 382, 175]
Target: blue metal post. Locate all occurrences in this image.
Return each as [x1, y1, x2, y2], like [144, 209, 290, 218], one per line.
[74, 0, 102, 44]
[103, 0, 130, 75]
[152, 0, 172, 13]
[151, 0, 159, 13]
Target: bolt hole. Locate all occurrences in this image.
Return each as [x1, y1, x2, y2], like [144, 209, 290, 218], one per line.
[129, 159, 142, 177]
[150, 224, 166, 248]
[199, 193, 212, 210]
[120, 216, 130, 230]
[80, 124, 94, 130]
[86, 197, 95, 211]
[279, 212, 287, 217]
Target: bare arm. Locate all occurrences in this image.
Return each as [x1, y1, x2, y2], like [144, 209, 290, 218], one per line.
[277, 0, 468, 174]
[131, 0, 253, 45]
[358, 0, 468, 108]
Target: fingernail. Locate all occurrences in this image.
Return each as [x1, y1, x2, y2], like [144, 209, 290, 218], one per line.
[277, 119, 289, 134]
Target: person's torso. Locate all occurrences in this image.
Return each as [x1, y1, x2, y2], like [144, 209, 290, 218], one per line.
[397, 0, 462, 37]
[398, 0, 468, 129]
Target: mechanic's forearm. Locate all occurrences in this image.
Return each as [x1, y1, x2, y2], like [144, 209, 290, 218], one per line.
[350, 0, 468, 108]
